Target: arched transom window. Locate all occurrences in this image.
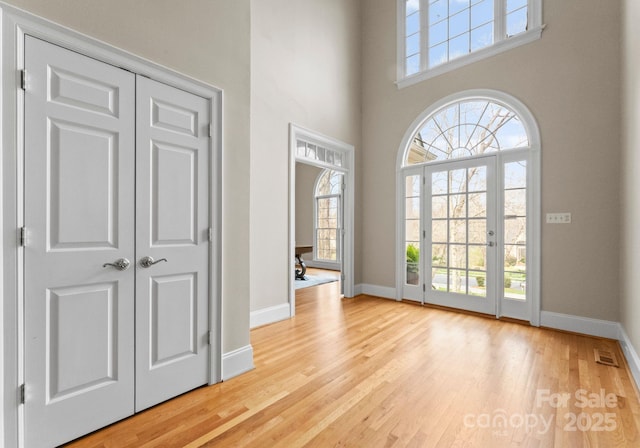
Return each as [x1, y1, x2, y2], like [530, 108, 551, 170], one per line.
[315, 169, 343, 262]
[404, 99, 530, 166]
[397, 91, 540, 323]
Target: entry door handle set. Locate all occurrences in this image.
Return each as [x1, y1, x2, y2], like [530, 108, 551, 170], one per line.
[139, 256, 168, 268]
[102, 257, 168, 270]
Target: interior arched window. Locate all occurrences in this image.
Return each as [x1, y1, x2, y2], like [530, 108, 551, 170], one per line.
[398, 91, 540, 323]
[315, 169, 343, 262]
[405, 99, 530, 166]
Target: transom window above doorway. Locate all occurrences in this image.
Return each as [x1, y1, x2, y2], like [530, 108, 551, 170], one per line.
[296, 139, 343, 168]
[398, 0, 543, 87]
[404, 98, 530, 166]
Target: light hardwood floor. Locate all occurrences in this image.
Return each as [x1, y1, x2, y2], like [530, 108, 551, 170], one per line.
[66, 278, 640, 447]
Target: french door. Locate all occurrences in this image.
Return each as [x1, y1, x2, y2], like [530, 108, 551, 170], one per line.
[23, 36, 210, 447]
[402, 154, 531, 320]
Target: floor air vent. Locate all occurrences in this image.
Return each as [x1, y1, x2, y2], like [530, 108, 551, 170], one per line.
[594, 348, 619, 367]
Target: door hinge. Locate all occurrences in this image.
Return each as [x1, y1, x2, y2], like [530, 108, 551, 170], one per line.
[423, 284, 426, 292]
[423, 230, 426, 239]
[20, 69, 27, 91]
[208, 123, 213, 138]
[19, 227, 27, 247]
[207, 331, 213, 345]
[19, 384, 25, 404]
[208, 227, 213, 243]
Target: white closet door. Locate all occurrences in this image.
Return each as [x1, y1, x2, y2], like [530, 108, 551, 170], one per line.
[134, 76, 210, 411]
[23, 36, 136, 448]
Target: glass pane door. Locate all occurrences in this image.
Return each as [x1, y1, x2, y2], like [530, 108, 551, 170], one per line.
[402, 168, 424, 301]
[425, 157, 497, 315]
[500, 156, 529, 320]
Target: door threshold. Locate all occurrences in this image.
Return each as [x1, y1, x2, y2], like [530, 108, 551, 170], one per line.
[401, 300, 532, 326]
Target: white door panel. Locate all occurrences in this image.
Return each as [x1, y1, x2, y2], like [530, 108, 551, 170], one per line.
[24, 37, 211, 447]
[425, 157, 498, 315]
[48, 122, 119, 249]
[24, 36, 136, 448]
[135, 76, 209, 412]
[151, 141, 199, 245]
[402, 157, 498, 315]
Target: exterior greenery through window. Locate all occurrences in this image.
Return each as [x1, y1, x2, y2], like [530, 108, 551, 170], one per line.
[315, 169, 343, 262]
[402, 0, 540, 80]
[403, 98, 530, 300]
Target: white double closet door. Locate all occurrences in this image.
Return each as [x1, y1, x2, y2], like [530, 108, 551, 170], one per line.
[23, 36, 211, 448]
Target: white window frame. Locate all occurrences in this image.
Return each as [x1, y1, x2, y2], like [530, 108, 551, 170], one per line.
[395, 89, 541, 325]
[312, 170, 343, 269]
[397, 0, 544, 88]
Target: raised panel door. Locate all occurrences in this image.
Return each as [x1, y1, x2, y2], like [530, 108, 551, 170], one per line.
[23, 36, 136, 448]
[134, 76, 210, 412]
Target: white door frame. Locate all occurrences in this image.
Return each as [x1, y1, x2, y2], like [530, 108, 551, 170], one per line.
[422, 155, 499, 316]
[395, 89, 541, 326]
[289, 124, 355, 316]
[0, 4, 223, 446]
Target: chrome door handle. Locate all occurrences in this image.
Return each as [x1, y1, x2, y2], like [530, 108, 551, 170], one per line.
[140, 256, 168, 268]
[102, 258, 130, 271]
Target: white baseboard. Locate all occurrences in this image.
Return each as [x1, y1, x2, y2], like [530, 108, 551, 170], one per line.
[355, 283, 397, 300]
[619, 325, 640, 395]
[540, 311, 620, 339]
[305, 260, 340, 271]
[222, 345, 254, 381]
[250, 303, 291, 329]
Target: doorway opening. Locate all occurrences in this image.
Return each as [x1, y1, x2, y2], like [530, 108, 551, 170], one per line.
[289, 124, 354, 316]
[396, 90, 540, 324]
[294, 166, 342, 294]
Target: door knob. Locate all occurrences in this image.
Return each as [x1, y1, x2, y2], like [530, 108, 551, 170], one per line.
[140, 256, 168, 268]
[102, 258, 130, 271]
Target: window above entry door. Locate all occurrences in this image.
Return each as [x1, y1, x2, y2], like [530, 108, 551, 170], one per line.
[397, 0, 544, 88]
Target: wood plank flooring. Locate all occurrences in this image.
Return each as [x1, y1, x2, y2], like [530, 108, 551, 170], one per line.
[66, 278, 640, 447]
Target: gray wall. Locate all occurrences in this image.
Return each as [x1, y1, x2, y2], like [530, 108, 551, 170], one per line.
[250, 0, 362, 311]
[361, 0, 622, 321]
[4, 0, 252, 353]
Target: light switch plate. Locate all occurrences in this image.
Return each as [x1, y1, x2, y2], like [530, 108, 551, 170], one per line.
[546, 212, 571, 224]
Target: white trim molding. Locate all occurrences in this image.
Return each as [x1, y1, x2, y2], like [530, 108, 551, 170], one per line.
[306, 260, 341, 271]
[619, 326, 640, 395]
[540, 311, 621, 340]
[289, 124, 355, 318]
[222, 345, 255, 381]
[355, 284, 397, 300]
[250, 304, 290, 329]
